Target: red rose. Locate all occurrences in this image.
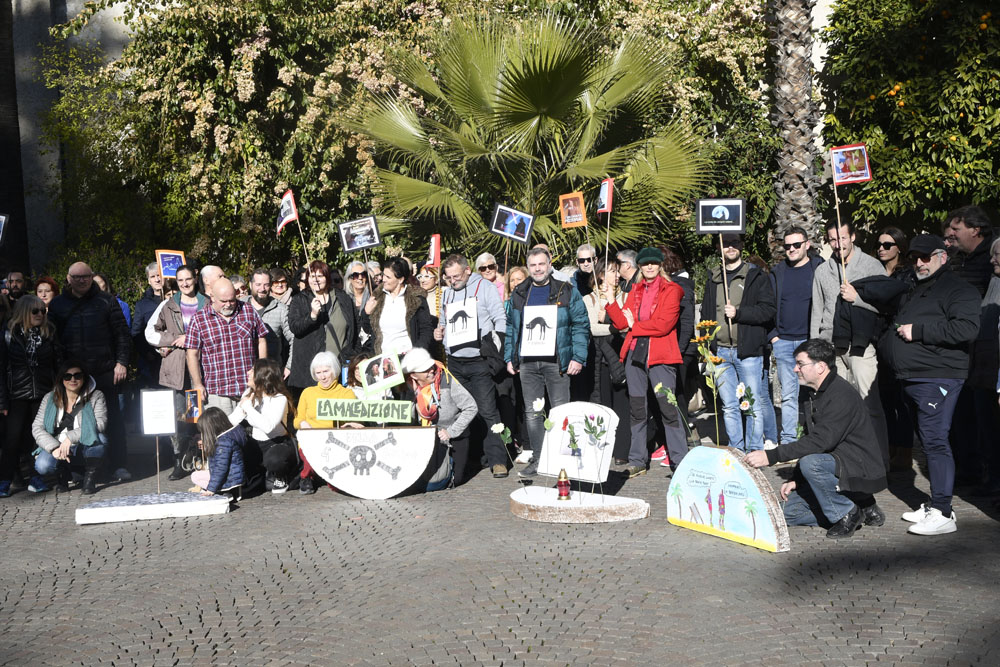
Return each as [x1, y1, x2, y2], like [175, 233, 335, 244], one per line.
[562, 417, 569, 431]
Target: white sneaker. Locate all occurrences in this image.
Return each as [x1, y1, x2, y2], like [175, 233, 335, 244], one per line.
[515, 449, 534, 464]
[271, 477, 288, 495]
[114, 467, 132, 481]
[901, 503, 929, 523]
[907, 507, 957, 535]
[764, 440, 778, 451]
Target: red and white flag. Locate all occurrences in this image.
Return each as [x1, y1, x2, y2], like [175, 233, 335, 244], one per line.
[427, 234, 441, 267]
[597, 178, 614, 214]
[277, 189, 298, 235]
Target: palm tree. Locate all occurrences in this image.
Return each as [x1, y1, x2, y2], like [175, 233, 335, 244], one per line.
[669, 482, 684, 517]
[744, 499, 760, 542]
[353, 14, 711, 257]
[768, 0, 823, 245]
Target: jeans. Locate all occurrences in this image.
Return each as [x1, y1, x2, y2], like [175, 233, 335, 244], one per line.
[715, 347, 764, 452]
[447, 356, 506, 467]
[760, 356, 778, 445]
[624, 354, 687, 468]
[782, 453, 856, 526]
[772, 338, 806, 444]
[902, 378, 963, 515]
[518, 360, 571, 452]
[35, 438, 108, 476]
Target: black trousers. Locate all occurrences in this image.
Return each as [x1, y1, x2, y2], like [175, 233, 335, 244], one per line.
[94, 370, 127, 471]
[446, 356, 506, 467]
[0, 398, 41, 481]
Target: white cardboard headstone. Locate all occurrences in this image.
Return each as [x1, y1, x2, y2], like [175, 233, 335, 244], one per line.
[297, 426, 436, 499]
[536, 401, 618, 483]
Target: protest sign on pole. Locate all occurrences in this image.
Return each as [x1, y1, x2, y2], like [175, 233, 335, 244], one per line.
[598, 178, 614, 270]
[696, 198, 747, 339]
[277, 189, 311, 265]
[829, 143, 872, 284]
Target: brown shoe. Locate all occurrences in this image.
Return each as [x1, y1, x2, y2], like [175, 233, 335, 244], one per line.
[492, 464, 508, 478]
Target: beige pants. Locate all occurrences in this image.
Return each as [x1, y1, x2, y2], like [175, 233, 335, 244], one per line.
[836, 345, 889, 451]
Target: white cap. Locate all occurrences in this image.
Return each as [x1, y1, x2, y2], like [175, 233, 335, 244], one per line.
[401, 348, 435, 374]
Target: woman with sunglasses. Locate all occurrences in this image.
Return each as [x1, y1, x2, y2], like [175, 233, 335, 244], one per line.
[876, 227, 914, 283]
[474, 253, 504, 300]
[415, 266, 442, 327]
[0, 296, 61, 496]
[30, 360, 108, 495]
[345, 260, 372, 319]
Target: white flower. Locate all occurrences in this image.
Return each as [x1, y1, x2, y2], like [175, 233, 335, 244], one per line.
[532, 397, 545, 412]
[490, 423, 505, 434]
[736, 382, 746, 398]
[653, 382, 663, 394]
[739, 400, 751, 411]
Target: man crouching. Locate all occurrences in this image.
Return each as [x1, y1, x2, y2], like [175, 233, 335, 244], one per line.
[746, 338, 888, 538]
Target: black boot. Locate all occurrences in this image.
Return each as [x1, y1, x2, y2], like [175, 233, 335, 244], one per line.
[82, 463, 99, 495]
[826, 505, 862, 538]
[168, 460, 186, 481]
[862, 503, 886, 526]
[56, 463, 72, 492]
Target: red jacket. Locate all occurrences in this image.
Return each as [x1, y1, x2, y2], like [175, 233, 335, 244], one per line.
[605, 276, 683, 366]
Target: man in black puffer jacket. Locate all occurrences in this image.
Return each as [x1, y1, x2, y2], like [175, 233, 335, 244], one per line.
[48, 262, 132, 480]
[880, 235, 980, 536]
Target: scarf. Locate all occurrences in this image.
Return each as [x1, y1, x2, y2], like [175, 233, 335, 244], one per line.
[411, 361, 447, 425]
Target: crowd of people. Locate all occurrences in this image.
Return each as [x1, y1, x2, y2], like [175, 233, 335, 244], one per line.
[0, 204, 996, 540]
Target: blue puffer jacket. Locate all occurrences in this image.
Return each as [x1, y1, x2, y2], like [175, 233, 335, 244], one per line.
[504, 277, 590, 372]
[207, 425, 245, 493]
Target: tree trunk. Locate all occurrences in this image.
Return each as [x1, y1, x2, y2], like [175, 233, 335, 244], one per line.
[769, 0, 823, 249]
[0, 0, 29, 274]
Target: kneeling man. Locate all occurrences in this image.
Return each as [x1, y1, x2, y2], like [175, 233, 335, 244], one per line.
[746, 339, 888, 538]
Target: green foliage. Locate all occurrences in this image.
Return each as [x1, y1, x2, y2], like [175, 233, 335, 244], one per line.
[821, 0, 1000, 232]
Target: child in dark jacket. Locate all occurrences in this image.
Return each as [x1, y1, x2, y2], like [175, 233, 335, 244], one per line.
[190, 407, 245, 497]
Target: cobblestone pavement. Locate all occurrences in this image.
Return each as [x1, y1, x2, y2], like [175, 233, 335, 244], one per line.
[1, 432, 998, 666]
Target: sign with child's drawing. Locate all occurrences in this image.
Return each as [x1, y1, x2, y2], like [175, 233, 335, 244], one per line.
[666, 446, 789, 553]
[298, 426, 436, 499]
[536, 402, 618, 483]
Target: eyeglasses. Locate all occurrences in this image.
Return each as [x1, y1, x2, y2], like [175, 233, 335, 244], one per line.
[31, 308, 46, 315]
[348, 272, 366, 280]
[793, 361, 817, 369]
[577, 257, 594, 264]
[878, 242, 897, 250]
[62, 372, 84, 381]
[478, 264, 497, 272]
[783, 241, 805, 250]
[416, 274, 434, 280]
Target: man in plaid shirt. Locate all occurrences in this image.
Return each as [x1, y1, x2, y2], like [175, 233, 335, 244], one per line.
[186, 278, 269, 411]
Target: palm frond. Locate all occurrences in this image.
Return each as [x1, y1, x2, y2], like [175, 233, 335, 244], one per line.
[371, 169, 483, 235]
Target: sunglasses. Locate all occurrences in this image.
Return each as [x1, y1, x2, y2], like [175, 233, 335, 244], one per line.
[63, 372, 84, 381]
[31, 308, 46, 315]
[577, 257, 594, 264]
[348, 272, 366, 280]
[878, 241, 897, 250]
[272, 279, 287, 285]
[782, 241, 805, 250]
[416, 274, 434, 280]
[478, 264, 497, 272]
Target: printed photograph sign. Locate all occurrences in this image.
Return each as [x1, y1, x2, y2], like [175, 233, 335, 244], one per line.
[339, 216, 381, 252]
[695, 199, 746, 235]
[559, 192, 587, 228]
[596, 178, 614, 214]
[360, 351, 404, 396]
[831, 143, 872, 185]
[489, 204, 535, 244]
[155, 250, 187, 279]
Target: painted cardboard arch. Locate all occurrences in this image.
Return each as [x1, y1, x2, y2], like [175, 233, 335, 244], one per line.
[666, 445, 790, 553]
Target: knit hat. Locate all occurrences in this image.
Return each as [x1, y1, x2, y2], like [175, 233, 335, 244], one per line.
[401, 348, 436, 374]
[635, 247, 664, 265]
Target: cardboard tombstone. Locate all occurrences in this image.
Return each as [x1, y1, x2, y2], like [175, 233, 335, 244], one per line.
[666, 445, 790, 553]
[537, 401, 618, 483]
[76, 492, 230, 525]
[297, 426, 437, 500]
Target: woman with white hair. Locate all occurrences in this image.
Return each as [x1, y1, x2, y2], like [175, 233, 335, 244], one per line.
[474, 252, 504, 300]
[294, 351, 357, 494]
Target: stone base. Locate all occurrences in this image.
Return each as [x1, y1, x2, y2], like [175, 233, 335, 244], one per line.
[75, 492, 231, 525]
[510, 487, 650, 523]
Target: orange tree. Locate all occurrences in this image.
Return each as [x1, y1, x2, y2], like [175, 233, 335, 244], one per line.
[821, 0, 1000, 232]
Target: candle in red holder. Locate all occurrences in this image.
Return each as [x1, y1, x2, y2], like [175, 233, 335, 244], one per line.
[557, 469, 571, 501]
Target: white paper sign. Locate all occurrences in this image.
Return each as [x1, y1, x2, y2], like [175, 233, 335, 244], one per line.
[537, 402, 619, 483]
[520, 304, 557, 357]
[444, 297, 478, 348]
[141, 389, 177, 435]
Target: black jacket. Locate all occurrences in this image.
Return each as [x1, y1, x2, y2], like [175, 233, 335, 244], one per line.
[879, 267, 980, 380]
[949, 231, 993, 297]
[767, 255, 823, 341]
[672, 273, 696, 359]
[287, 288, 358, 389]
[0, 326, 60, 409]
[48, 283, 131, 376]
[701, 263, 776, 359]
[835, 276, 910, 353]
[132, 286, 163, 379]
[767, 372, 887, 495]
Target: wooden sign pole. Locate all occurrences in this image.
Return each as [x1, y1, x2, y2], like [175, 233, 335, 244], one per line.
[296, 219, 312, 267]
[719, 234, 733, 340]
[155, 435, 161, 495]
[831, 151, 848, 285]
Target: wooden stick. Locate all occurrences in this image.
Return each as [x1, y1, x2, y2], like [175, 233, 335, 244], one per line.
[832, 153, 848, 285]
[504, 238, 510, 273]
[604, 211, 611, 272]
[155, 435, 161, 495]
[295, 218, 311, 267]
[719, 234, 733, 340]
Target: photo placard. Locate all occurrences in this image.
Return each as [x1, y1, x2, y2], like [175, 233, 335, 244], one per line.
[339, 216, 381, 252]
[360, 351, 404, 396]
[141, 389, 177, 436]
[0, 214, 8, 246]
[155, 250, 187, 279]
[183, 389, 202, 423]
[831, 143, 872, 185]
[695, 199, 746, 235]
[596, 178, 614, 214]
[489, 204, 534, 244]
[559, 192, 587, 228]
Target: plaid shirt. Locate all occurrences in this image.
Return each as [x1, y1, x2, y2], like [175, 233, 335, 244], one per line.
[185, 302, 269, 397]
